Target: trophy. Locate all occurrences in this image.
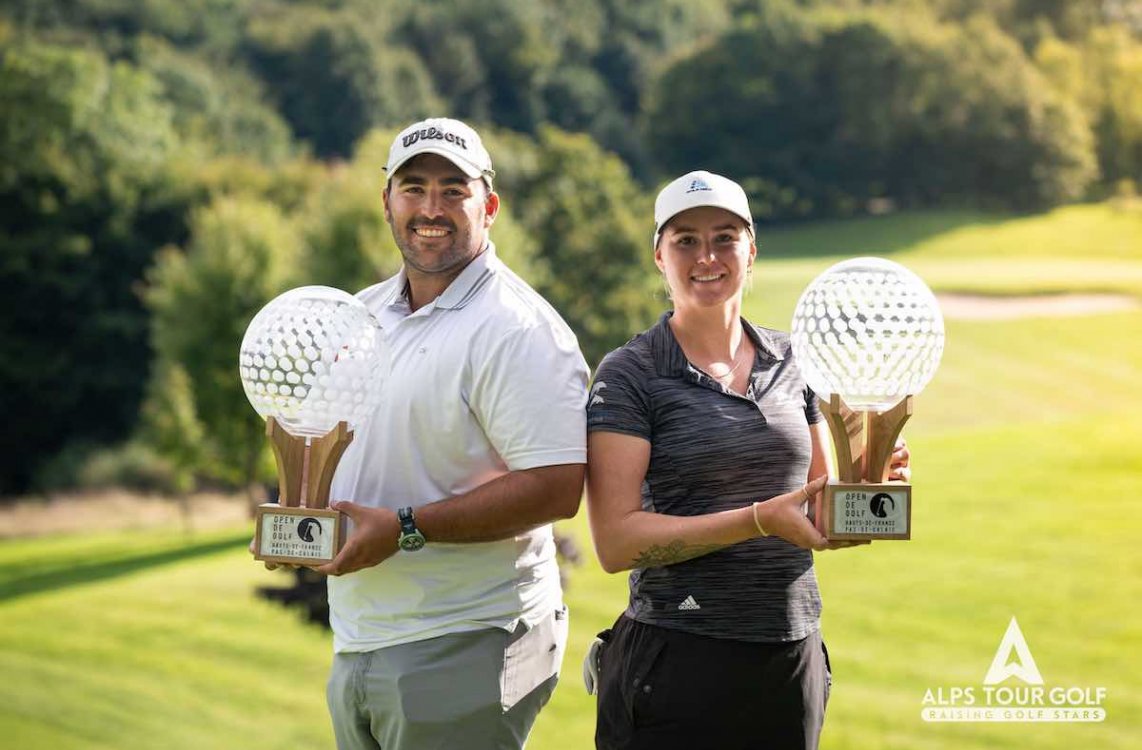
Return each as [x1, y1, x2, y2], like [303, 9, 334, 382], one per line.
[239, 286, 387, 565]
[790, 257, 944, 541]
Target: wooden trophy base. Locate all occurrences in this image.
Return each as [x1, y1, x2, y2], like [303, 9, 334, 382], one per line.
[822, 482, 912, 541]
[255, 418, 353, 566]
[253, 504, 343, 565]
[818, 394, 914, 541]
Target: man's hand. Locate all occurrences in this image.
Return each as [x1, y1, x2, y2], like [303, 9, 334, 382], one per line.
[755, 476, 869, 552]
[887, 438, 911, 482]
[313, 502, 401, 576]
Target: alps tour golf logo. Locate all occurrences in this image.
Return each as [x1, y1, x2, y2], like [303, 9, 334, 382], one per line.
[921, 617, 1107, 722]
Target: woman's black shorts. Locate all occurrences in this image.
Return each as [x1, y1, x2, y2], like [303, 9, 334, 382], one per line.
[595, 615, 831, 750]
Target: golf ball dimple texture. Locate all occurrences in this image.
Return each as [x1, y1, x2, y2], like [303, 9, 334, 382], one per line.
[790, 257, 944, 412]
[239, 286, 387, 437]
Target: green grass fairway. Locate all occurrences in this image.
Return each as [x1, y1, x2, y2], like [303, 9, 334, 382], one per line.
[3, 203, 1141, 749]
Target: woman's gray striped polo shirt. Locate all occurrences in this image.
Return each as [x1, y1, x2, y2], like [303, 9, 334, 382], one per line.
[588, 312, 824, 642]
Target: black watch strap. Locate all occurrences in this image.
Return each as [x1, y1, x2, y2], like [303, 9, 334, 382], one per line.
[397, 506, 426, 551]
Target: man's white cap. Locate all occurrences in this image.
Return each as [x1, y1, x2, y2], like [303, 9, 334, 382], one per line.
[653, 170, 754, 247]
[384, 117, 495, 185]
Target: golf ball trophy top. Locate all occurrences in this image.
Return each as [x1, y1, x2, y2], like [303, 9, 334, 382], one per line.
[239, 286, 387, 565]
[790, 257, 944, 540]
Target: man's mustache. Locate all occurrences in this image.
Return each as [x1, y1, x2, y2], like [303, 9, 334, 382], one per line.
[408, 220, 455, 231]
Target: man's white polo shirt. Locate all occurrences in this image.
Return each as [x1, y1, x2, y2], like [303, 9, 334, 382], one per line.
[327, 243, 589, 653]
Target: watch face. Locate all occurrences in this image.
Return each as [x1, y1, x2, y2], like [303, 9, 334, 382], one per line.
[400, 533, 425, 552]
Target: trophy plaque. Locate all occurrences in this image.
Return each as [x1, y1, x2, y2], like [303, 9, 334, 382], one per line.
[239, 286, 387, 565]
[790, 257, 944, 541]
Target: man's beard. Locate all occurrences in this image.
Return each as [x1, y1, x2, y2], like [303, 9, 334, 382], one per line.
[396, 220, 477, 275]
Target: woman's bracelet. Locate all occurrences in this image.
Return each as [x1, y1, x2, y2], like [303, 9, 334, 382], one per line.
[751, 501, 769, 537]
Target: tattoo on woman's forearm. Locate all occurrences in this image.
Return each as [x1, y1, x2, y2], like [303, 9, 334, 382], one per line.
[632, 540, 724, 568]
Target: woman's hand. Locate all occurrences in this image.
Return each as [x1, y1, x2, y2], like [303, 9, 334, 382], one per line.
[248, 536, 296, 571]
[754, 476, 869, 551]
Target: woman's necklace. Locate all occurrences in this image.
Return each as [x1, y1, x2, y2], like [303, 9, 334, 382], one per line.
[706, 341, 750, 384]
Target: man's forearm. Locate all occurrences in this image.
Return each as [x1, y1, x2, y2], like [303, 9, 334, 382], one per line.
[414, 463, 585, 543]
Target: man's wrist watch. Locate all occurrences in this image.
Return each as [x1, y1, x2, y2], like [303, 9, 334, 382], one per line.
[397, 507, 426, 552]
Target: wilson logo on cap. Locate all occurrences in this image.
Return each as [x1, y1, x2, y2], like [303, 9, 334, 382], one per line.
[401, 126, 469, 151]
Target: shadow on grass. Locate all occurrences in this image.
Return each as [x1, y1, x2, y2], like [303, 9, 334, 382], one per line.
[757, 209, 1008, 259]
[0, 533, 249, 604]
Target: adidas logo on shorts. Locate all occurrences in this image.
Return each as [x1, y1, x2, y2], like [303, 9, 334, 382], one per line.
[678, 595, 701, 611]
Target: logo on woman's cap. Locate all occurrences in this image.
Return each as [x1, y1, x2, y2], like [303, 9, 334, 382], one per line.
[653, 170, 755, 247]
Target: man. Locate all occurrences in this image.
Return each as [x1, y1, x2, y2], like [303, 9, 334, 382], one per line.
[314, 118, 589, 749]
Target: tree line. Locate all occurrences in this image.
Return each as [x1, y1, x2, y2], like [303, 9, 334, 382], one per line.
[1, 0, 1139, 495]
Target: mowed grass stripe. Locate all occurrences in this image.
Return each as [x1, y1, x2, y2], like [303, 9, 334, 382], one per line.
[919, 312, 1142, 433]
[1, 544, 336, 750]
[759, 204, 1142, 262]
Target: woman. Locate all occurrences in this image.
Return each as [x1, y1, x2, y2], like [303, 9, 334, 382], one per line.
[585, 171, 909, 750]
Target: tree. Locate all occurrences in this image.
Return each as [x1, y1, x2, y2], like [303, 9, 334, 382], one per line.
[505, 127, 659, 367]
[645, 6, 1096, 217]
[243, 6, 440, 157]
[3, 0, 249, 52]
[140, 362, 206, 528]
[902, 14, 1097, 208]
[141, 362, 206, 494]
[0, 41, 179, 493]
[145, 196, 301, 487]
[399, 0, 557, 133]
[132, 35, 294, 164]
[1037, 25, 1142, 191]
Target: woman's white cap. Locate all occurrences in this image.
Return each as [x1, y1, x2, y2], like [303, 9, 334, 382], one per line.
[653, 170, 754, 247]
